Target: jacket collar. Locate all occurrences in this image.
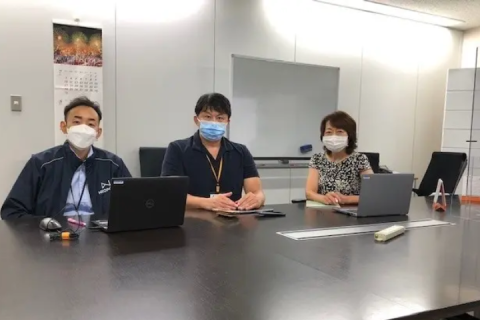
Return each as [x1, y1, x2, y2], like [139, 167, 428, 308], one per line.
[192, 131, 233, 152]
[69, 145, 94, 159]
[63, 141, 95, 170]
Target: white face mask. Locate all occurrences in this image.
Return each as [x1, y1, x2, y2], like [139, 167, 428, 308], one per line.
[323, 135, 348, 153]
[66, 124, 97, 150]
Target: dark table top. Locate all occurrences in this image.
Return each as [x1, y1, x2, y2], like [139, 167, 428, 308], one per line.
[1, 197, 480, 320]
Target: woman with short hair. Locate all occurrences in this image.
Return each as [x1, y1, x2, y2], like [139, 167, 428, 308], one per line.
[305, 111, 373, 205]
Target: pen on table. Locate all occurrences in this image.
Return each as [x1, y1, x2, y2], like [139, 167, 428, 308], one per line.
[67, 218, 86, 227]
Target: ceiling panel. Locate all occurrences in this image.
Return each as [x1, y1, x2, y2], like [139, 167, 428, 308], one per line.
[367, 0, 480, 30]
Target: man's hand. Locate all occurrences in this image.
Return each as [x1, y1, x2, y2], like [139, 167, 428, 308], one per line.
[236, 192, 262, 210]
[207, 192, 237, 211]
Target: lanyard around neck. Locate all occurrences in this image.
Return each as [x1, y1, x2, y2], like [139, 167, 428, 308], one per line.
[71, 178, 88, 213]
[206, 155, 223, 194]
[70, 163, 88, 213]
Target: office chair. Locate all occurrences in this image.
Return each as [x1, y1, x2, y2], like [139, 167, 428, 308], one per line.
[139, 147, 167, 177]
[412, 152, 467, 197]
[360, 152, 380, 173]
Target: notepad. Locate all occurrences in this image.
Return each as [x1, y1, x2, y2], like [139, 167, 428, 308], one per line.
[306, 200, 340, 208]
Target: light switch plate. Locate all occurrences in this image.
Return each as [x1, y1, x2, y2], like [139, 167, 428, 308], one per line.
[10, 95, 22, 112]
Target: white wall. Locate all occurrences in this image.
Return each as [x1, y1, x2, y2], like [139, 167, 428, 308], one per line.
[293, 4, 463, 177]
[0, 0, 463, 203]
[0, 0, 117, 204]
[115, 0, 215, 175]
[115, 0, 462, 187]
[462, 27, 480, 67]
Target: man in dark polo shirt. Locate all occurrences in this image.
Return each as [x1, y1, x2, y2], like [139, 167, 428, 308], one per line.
[161, 93, 265, 211]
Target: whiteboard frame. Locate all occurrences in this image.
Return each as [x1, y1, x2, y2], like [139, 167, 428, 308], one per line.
[229, 54, 340, 156]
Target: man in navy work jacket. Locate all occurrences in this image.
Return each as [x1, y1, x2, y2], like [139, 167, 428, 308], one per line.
[1, 96, 131, 220]
[161, 93, 265, 211]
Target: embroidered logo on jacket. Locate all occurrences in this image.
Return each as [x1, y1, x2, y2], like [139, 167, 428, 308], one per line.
[98, 180, 111, 195]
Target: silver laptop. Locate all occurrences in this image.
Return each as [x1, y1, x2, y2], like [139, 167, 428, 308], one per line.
[333, 174, 414, 217]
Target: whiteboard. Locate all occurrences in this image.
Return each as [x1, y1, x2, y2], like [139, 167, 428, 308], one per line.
[230, 55, 339, 157]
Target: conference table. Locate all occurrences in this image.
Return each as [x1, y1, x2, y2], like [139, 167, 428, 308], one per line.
[1, 197, 480, 320]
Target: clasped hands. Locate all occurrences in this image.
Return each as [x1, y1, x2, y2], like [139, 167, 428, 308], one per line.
[208, 192, 262, 211]
[322, 192, 349, 205]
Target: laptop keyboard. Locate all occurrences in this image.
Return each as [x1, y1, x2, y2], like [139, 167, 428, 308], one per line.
[334, 208, 358, 216]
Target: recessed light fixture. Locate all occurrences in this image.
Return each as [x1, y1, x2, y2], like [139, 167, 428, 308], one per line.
[313, 0, 464, 27]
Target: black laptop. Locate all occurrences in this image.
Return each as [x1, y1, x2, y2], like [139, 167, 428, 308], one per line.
[92, 176, 189, 233]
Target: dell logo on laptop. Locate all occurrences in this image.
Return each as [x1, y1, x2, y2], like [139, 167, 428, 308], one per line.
[145, 199, 155, 209]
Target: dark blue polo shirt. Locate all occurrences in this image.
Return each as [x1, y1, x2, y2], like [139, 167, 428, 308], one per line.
[161, 132, 259, 201]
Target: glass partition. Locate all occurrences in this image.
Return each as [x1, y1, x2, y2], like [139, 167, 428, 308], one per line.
[465, 48, 480, 203]
[457, 47, 480, 312]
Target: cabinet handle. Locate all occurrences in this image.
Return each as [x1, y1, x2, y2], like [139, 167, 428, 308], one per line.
[466, 140, 478, 143]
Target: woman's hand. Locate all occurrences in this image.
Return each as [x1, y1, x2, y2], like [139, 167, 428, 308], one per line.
[322, 192, 340, 205]
[334, 192, 354, 205]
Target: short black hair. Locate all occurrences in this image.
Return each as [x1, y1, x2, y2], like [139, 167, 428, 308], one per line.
[64, 96, 102, 122]
[320, 111, 358, 155]
[194, 93, 231, 118]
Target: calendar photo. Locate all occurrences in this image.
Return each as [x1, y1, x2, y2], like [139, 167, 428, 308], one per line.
[52, 21, 104, 147]
[53, 23, 102, 67]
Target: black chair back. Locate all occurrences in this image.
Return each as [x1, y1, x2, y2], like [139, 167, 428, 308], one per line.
[413, 151, 467, 197]
[360, 152, 380, 173]
[139, 147, 167, 177]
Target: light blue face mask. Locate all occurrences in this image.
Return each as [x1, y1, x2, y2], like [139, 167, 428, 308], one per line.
[199, 121, 227, 141]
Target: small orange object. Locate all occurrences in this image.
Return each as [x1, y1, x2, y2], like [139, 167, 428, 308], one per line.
[432, 201, 446, 212]
[460, 196, 480, 204]
[432, 179, 447, 212]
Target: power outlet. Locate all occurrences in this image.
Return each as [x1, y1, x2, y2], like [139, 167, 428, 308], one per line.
[11, 95, 22, 112]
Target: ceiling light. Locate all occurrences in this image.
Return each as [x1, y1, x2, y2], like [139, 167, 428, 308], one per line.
[313, 0, 464, 27]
